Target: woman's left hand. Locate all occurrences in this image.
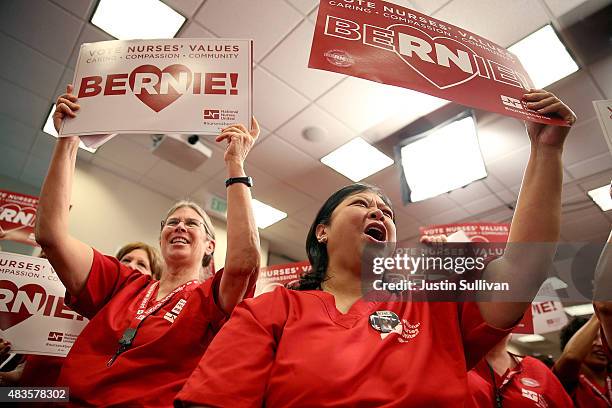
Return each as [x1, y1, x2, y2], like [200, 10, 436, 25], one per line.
[216, 116, 260, 166]
[522, 89, 576, 148]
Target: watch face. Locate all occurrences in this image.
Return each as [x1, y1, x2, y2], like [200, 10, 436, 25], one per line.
[369, 311, 400, 333]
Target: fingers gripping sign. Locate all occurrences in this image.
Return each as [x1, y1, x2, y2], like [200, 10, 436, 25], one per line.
[216, 117, 260, 165]
[522, 89, 577, 147]
[53, 84, 81, 142]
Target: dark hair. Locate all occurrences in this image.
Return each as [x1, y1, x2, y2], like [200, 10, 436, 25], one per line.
[560, 316, 589, 351]
[295, 183, 394, 291]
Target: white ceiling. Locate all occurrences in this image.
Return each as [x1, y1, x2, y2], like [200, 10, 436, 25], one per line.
[0, 0, 611, 264]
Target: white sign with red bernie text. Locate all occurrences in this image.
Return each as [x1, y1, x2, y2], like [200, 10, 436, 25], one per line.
[0, 252, 88, 357]
[60, 38, 253, 147]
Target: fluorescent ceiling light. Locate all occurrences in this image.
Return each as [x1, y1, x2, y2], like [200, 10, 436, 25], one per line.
[43, 105, 96, 153]
[508, 25, 579, 88]
[91, 0, 185, 40]
[564, 303, 595, 316]
[252, 199, 287, 229]
[400, 115, 486, 202]
[321, 137, 393, 182]
[516, 334, 546, 343]
[588, 185, 612, 212]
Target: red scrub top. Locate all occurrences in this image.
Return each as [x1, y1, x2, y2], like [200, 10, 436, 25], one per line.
[56, 249, 240, 407]
[572, 374, 612, 408]
[18, 355, 64, 387]
[468, 355, 573, 407]
[177, 286, 514, 407]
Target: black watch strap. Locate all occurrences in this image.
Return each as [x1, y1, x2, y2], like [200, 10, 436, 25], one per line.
[225, 176, 253, 188]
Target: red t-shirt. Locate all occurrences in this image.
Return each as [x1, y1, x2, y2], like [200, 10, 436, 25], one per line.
[56, 249, 234, 407]
[18, 355, 64, 387]
[572, 374, 612, 408]
[177, 286, 514, 407]
[468, 355, 573, 407]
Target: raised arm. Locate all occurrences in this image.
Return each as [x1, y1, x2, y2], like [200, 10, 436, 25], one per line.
[35, 85, 93, 296]
[553, 314, 600, 388]
[216, 117, 261, 313]
[479, 90, 576, 328]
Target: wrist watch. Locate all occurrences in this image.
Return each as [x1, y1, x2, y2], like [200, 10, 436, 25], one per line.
[225, 176, 253, 188]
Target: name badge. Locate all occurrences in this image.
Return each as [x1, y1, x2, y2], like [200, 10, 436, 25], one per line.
[369, 311, 400, 333]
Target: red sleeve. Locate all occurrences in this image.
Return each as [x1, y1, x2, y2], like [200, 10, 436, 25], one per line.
[64, 248, 146, 319]
[176, 287, 290, 408]
[459, 302, 515, 369]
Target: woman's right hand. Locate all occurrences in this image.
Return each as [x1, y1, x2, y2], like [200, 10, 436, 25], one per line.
[0, 338, 11, 357]
[53, 84, 80, 135]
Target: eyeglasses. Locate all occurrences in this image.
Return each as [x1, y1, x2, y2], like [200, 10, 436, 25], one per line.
[161, 217, 213, 236]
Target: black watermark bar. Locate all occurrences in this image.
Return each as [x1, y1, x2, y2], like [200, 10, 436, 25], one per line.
[0, 387, 69, 402]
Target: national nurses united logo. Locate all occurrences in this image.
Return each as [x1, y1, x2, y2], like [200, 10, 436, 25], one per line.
[324, 49, 355, 67]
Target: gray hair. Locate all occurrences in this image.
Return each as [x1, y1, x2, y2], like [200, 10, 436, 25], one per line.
[161, 200, 215, 267]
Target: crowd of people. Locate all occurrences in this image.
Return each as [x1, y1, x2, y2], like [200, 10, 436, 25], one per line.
[0, 82, 611, 408]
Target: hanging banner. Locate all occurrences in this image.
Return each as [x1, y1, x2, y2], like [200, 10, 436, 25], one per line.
[60, 38, 253, 148]
[255, 261, 311, 297]
[309, 0, 567, 126]
[0, 189, 39, 247]
[420, 222, 510, 243]
[0, 252, 89, 357]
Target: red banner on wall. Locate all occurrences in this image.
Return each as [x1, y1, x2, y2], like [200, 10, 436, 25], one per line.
[420, 222, 510, 243]
[309, 0, 567, 126]
[0, 189, 39, 247]
[255, 261, 311, 297]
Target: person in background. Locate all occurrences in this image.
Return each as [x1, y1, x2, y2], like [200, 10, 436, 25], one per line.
[468, 334, 573, 407]
[553, 315, 610, 407]
[593, 181, 612, 355]
[116, 241, 163, 280]
[35, 85, 261, 406]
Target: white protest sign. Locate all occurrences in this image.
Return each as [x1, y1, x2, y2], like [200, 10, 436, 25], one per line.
[0, 252, 88, 357]
[531, 279, 568, 334]
[60, 38, 253, 148]
[593, 100, 612, 154]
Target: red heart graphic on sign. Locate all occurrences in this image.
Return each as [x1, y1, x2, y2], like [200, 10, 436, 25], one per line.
[128, 64, 192, 112]
[0, 280, 47, 330]
[391, 25, 478, 90]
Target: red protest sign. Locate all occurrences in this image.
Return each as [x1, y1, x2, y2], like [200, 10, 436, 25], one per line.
[0, 189, 39, 247]
[420, 222, 510, 243]
[309, 0, 568, 126]
[255, 261, 311, 297]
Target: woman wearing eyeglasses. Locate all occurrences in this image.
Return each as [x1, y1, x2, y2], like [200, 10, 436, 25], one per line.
[35, 85, 261, 407]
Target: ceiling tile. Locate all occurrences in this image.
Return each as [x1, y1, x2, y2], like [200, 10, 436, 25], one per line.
[486, 146, 530, 188]
[0, 0, 84, 64]
[254, 180, 318, 215]
[200, 162, 280, 200]
[447, 180, 490, 206]
[141, 159, 204, 199]
[542, 0, 593, 17]
[432, 0, 549, 47]
[50, 0, 95, 20]
[0, 32, 65, 100]
[482, 174, 507, 193]
[362, 164, 405, 209]
[248, 134, 319, 180]
[20, 154, 50, 189]
[262, 217, 310, 247]
[94, 137, 159, 175]
[194, 0, 303, 61]
[463, 194, 504, 215]
[178, 21, 215, 38]
[263, 229, 307, 261]
[563, 117, 610, 166]
[286, 0, 318, 15]
[590, 54, 612, 99]
[566, 152, 612, 179]
[275, 104, 355, 160]
[29, 132, 56, 160]
[561, 183, 585, 202]
[403, 194, 456, 220]
[261, 20, 344, 100]
[394, 208, 423, 241]
[162, 0, 204, 18]
[285, 164, 351, 201]
[291, 202, 320, 226]
[424, 206, 470, 226]
[0, 79, 50, 129]
[91, 156, 143, 185]
[54, 68, 76, 96]
[549, 70, 603, 124]
[253, 66, 310, 131]
[478, 115, 530, 163]
[0, 113, 37, 152]
[0, 144, 27, 179]
[67, 23, 114, 70]
[191, 139, 229, 180]
[478, 207, 514, 223]
[576, 171, 612, 194]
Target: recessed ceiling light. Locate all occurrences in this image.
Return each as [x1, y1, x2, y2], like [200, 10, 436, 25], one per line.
[43, 105, 96, 153]
[400, 115, 486, 202]
[563, 303, 595, 316]
[321, 137, 393, 182]
[588, 185, 612, 212]
[252, 199, 287, 229]
[515, 334, 546, 343]
[508, 24, 579, 88]
[91, 0, 186, 40]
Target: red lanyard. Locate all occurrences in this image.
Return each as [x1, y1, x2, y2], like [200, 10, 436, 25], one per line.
[487, 355, 522, 408]
[107, 280, 198, 366]
[580, 374, 612, 407]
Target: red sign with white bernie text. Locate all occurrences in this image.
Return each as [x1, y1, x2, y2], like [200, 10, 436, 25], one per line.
[309, 0, 567, 126]
[0, 189, 39, 247]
